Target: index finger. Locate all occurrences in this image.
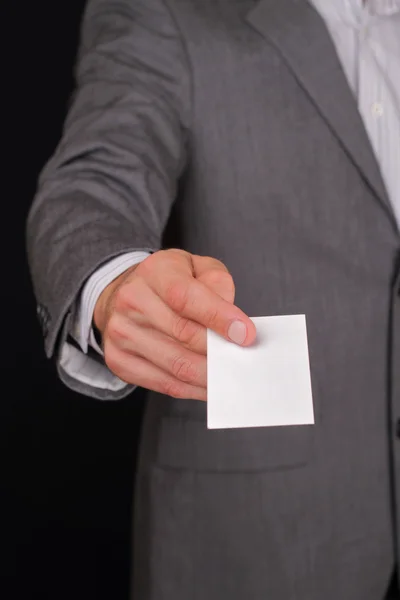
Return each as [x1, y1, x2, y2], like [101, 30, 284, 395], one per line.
[157, 274, 256, 346]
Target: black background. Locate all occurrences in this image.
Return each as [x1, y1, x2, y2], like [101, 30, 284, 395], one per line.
[2, 2, 144, 598]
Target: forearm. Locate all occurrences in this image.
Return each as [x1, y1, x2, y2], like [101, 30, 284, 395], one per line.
[26, 0, 191, 378]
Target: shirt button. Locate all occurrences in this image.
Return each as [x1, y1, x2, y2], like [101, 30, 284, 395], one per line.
[371, 102, 384, 117]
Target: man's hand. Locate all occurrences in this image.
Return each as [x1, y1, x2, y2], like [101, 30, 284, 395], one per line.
[94, 249, 256, 401]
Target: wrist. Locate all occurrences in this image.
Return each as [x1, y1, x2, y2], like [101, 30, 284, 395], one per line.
[93, 288, 110, 334]
[93, 262, 140, 333]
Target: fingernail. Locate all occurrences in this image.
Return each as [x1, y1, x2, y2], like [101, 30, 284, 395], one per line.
[228, 320, 247, 345]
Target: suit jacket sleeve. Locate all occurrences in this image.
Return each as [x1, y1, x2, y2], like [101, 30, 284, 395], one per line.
[26, 0, 191, 369]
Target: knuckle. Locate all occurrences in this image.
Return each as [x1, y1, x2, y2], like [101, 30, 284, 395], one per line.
[106, 315, 128, 342]
[202, 306, 220, 328]
[212, 257, 227, 269]
[166, 248, 190, 262]
[161, 378, 186, 399]
[207, 269, 234, 289]
[104, 345, 136, 386]
[138, 252, 159, 275]
[105, 316, 119, 341]
[171, 315, 196, 343]
[164, 281, 190, 314]
[104, 346, 121, 376]
[105, 316, 120, 341]
[114, 284, 133, 312]
[170, 354, 198, 383]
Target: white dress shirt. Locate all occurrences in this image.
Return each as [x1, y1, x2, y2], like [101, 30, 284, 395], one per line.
[60, 0, 400, 393]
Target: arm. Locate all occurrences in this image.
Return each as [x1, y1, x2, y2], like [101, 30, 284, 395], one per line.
[26, 0, 191, 399]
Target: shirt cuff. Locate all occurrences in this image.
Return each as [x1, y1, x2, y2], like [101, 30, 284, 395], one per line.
[58, 252, 150, 394]
[73, 251, 151, 354]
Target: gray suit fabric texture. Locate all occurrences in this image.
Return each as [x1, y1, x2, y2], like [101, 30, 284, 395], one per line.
[26, 0, 400, 598]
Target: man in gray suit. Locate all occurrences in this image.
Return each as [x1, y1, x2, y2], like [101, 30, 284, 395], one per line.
[27, 0, 400, 598]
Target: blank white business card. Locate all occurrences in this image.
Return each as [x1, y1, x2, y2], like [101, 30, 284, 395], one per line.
[207, 315, 314, 429]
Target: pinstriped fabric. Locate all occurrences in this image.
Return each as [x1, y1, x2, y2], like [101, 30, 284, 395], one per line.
[60, 0, 400, 394]
[370, 0, 400, 15]
[310, 0, 400, 226]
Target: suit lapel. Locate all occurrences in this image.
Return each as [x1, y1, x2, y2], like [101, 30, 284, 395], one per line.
[245, 0, 393, 218]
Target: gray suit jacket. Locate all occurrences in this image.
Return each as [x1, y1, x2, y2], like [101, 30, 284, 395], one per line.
[27, 0, 400, 598]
